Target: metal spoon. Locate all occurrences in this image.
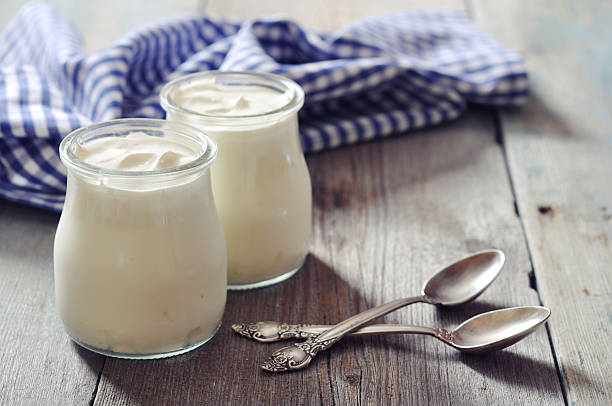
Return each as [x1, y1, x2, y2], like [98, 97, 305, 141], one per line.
[259, 249, 505, 372]
[235, 305, 548, 343]
[258, 306, 549, 372]
[250, 308, 549, 350]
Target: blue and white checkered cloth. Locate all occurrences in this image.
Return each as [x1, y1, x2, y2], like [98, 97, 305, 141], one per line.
[0, 3, 528, 211]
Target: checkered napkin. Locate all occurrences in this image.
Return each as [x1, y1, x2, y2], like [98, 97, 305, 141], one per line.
[0, 3, 528, 211]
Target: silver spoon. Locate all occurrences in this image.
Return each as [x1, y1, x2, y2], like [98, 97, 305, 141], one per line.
[259, 249, 505, 372]
[257, 307, 549, 371]
[235, 305, 548, 343]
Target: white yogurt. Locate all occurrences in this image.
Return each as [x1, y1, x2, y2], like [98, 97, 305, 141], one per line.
[74, 132, 196, 171]
[162, 72, 311, 289]
[172, 79, 292, 116]
[54, 120, 227, 358]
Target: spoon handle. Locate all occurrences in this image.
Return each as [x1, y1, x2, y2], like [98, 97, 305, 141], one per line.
[316, 295, 425, 342]
[233, 322, 440, 341]
[305, 323, 442, 337]
[260, 296, 427, 372]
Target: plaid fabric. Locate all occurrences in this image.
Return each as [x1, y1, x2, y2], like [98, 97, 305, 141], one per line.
[0, 3, 528, 211]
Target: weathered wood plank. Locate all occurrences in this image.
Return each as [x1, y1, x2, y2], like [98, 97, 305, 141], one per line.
[206, 0, 461, 31]
[0, 202, 105, 405]
[471, 1, 612, 404]
[93, 110, 563, 405]
[1, 0, 200, 51]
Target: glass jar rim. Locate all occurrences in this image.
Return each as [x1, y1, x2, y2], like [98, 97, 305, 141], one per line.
[59, 118, 217, 178]
[160, 71, 305, 124]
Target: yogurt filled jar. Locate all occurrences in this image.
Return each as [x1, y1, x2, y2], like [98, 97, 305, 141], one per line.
[54, 119, 227, 359]
[161, 71, 312, 290]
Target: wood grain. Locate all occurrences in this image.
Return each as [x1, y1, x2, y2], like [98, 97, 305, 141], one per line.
[1, 0, 201, 51]
[0, 202, 105, 405]
[206, 0, 461, 31]
[471, 1, 612, 404]
[92, 110, 563, 405]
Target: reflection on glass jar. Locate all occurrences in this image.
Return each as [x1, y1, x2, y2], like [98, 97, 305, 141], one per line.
[161, 71, 311, 290]
[54, 119, 227, 359]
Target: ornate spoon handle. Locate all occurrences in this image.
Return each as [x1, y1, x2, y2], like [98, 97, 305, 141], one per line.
[232, 322, 320, 342]
[261, 295, 428, 372]
[233, 322, 447, 342]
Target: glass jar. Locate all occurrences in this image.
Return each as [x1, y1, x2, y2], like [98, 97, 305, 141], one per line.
[161, 71, 311, 290]
[54, 119, 227, 359]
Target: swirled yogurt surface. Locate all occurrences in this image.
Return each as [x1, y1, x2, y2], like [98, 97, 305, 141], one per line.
[75, 132, 198, 171]
[171, 79, 292, 116]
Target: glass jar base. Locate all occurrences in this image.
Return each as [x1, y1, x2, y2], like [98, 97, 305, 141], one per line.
[69, 321, 222, 359]
[227, 256, 306, 291]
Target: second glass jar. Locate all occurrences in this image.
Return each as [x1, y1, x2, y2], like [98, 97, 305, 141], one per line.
[161, 71, 311, 290]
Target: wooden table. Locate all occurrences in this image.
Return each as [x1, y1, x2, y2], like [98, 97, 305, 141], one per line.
[1, 1, 610, 404]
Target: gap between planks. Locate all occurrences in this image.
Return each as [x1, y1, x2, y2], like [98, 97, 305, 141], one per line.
[490, 108, 569, 406]
[90, 357, 107, 406]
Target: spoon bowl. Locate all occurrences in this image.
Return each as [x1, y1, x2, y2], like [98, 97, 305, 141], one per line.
[449, 306, 551, 353]
[423, 249, 505, 306]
